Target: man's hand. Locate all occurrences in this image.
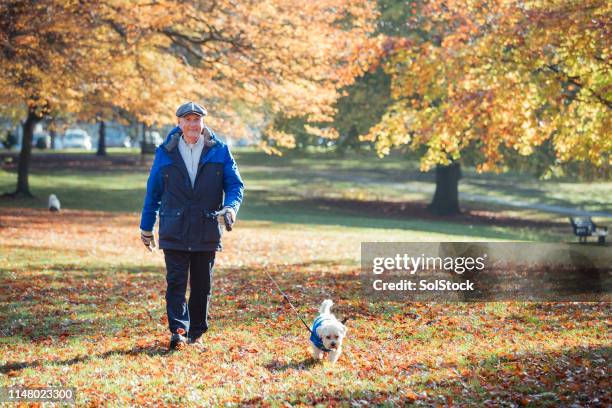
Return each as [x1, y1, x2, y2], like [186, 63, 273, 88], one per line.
[141, 230, 156, 252]
[216, 207, 236, 230]
[223, 206, 236, 224]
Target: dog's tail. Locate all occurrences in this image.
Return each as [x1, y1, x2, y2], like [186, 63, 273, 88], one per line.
[319, 299, 333, 315]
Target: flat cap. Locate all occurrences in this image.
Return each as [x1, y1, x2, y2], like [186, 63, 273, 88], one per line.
[176, 101, 207, 117]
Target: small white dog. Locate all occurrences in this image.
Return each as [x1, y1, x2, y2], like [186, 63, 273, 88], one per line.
[48, 194, 61, 212]
[310, 299, 347, 363]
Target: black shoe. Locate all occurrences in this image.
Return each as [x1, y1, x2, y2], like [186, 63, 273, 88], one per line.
[169, 333, 187, 350]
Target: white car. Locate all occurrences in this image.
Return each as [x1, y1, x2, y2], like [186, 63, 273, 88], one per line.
[104, 133, 132, 148]
[138, 131, 164, 148]
[63, 129, 92, 150]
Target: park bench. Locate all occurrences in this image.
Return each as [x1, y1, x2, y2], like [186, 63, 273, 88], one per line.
[569, 217, 608, 244]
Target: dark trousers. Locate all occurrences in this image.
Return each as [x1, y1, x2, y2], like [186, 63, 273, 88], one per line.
[163, 249, 215, 338]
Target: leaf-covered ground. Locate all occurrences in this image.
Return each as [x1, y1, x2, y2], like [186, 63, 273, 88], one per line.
[0, 207, 609, 407]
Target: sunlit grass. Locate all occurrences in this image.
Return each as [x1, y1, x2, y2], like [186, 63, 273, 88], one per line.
[0, 150, 609, 405]
[0, 209, 609, 405]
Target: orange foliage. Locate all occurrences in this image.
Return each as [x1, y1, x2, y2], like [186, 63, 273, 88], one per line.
[0, 0, 378, 137]
[364, 0, 610, 171]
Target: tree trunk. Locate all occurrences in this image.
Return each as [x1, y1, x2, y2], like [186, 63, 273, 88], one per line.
[428, 162, 462, 215]
[140, 122, 147, 155]
[50, 127, 57, 150]
[96, 120, 106, 156]
[14, 110, 43, 197]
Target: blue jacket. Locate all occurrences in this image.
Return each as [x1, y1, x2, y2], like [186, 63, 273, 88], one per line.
[140, 126, 244, 251]
[310, 316, 332, 352]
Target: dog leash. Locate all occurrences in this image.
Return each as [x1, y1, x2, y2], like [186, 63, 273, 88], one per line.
[263, 269, 351, 334]
[263, 269, 314, 334]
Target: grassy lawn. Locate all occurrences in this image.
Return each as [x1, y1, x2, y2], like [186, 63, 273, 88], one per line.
[233, 149, 612, 215]
[2, 148, 610, 240]
[0, 150, 609, 406]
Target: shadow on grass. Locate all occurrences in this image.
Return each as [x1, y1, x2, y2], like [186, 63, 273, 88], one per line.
[0, 263, 164, 340]
[1, 159, 572, 242]
[0, 183, 145, 213]
[250, 345, 611, 406]
[239, 190, 566, 241]
[465, 178, 612, 213]
[0, 344, 171, 374]
[0, 184, 559, 240]
[518, 302, 612, 325]
[3, 258, 607, 345]
[264, 357, 320, 373]
[1, 253, 609, 408]
[0, 152, 150, 172]
[0, 259, 357, 340]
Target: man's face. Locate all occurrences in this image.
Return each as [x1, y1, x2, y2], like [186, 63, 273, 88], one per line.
[178, 113, 204, 143]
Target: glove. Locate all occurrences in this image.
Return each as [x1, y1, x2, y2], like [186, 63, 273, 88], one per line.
[222, 206, 236, 225]
[141, 230, 156, 252]
[215, 206, 236, 230]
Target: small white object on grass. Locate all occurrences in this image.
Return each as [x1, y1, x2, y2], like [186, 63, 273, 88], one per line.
[48, 194, 61, 212]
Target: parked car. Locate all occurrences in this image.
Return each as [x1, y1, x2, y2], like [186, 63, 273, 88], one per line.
[138, 131, 163, 149]
[104, 132, 132, 148]
[148, 131, 163, 147]
[99, 126, 132, 148]
[63, 129, 92, 150]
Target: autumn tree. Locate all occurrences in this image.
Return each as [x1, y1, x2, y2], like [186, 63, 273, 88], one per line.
[266, 0, 410, 154]
[331, 0, 417, 153]
[0, 1, 186, 195]
[0, 0, 377, 196]
[365, 0, 611, 214]
[0, 2, 90, 196]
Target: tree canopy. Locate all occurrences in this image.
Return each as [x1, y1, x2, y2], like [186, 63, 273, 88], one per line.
[0, 0, 377, 195]
[1, 0, 377, 129]
[364, 0, 611, 172]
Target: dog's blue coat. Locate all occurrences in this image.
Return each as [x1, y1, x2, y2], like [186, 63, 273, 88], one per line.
[310, 315, 333, 352]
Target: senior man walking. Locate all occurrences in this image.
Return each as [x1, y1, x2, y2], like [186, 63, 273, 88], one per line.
[140, 101, 244, 350]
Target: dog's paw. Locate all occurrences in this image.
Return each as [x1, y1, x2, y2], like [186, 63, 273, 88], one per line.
[311, 345, 324, 360]
[327, 349, 342, 364]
